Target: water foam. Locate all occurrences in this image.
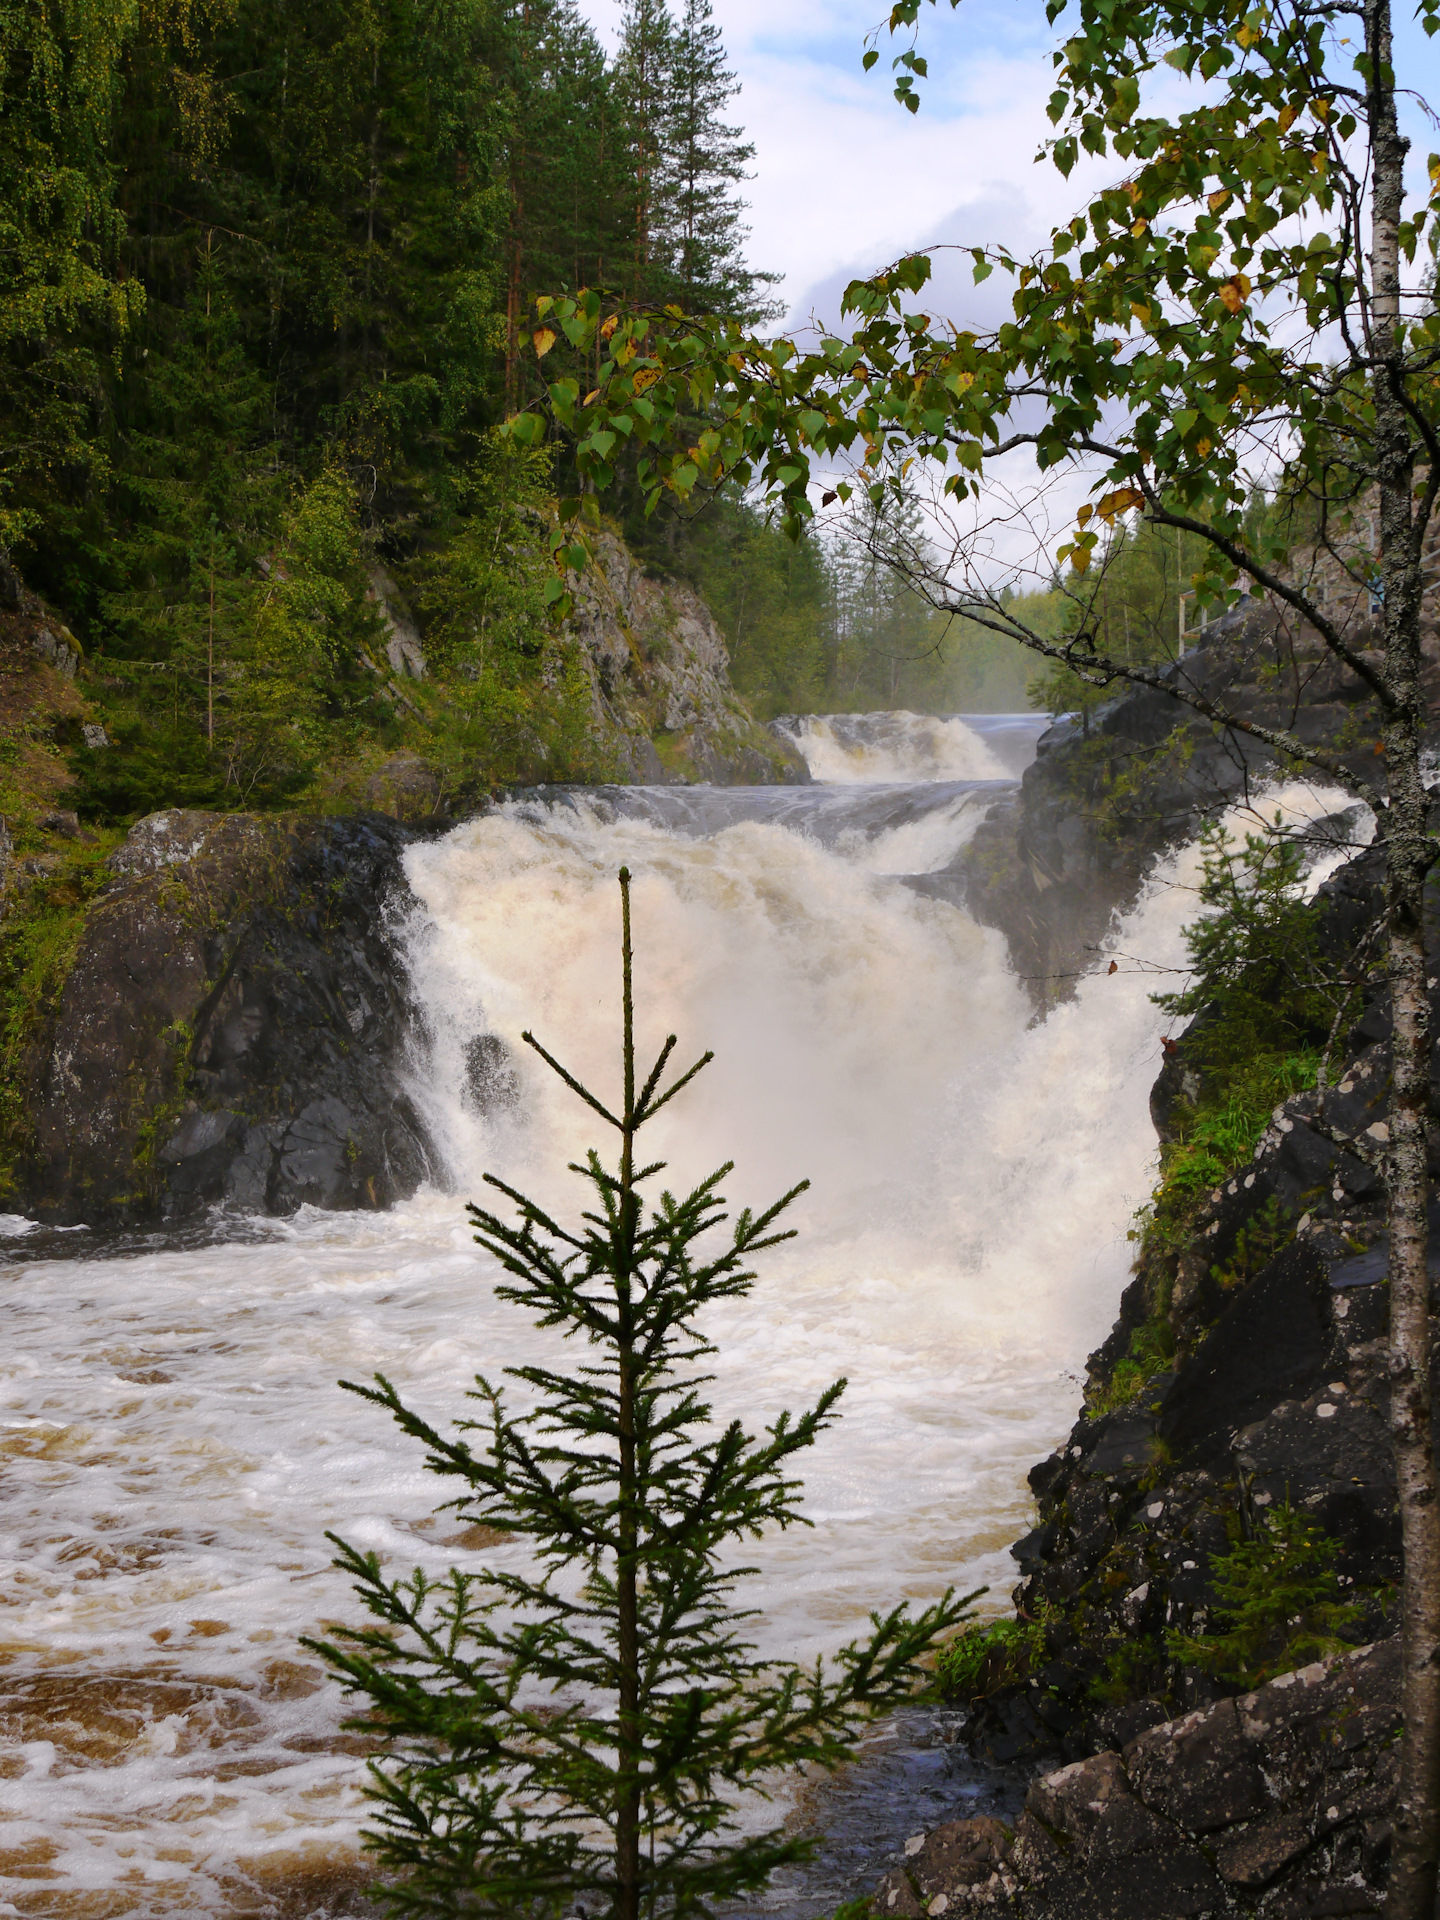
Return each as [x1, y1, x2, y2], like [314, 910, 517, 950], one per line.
[0, 772, 1356, 1910]
[779, 712, 1010, 785]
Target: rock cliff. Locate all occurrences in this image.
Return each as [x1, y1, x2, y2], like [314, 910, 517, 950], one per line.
[903, 593, 1440, 1918]
[6, 810, 436, 1225]
[566, 531, 809, 786]
[958, 590, 1440, 1011]
[871, 1640, 1399, 1918]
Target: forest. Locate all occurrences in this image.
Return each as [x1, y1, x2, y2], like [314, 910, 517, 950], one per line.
[1, 0, 1232, 827]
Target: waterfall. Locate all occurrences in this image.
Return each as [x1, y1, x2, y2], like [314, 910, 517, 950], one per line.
[0, 715, 1354, 1910]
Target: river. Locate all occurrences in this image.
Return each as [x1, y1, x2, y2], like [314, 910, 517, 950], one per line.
[0, 712, 1216, 1915]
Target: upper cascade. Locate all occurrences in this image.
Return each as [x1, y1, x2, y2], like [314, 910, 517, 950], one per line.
[774, 710, 1015, 785]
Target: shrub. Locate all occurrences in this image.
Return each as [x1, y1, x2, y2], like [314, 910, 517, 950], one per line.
[1166, 1500, 1363, 1688]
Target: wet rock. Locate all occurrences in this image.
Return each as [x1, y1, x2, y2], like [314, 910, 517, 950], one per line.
[957, 601, 1439, 1014]
[1126, 1698, 1268, 1832]
[1158, 1241, 1331, 1463]
[906, 1815, 1012, 1896]
[884, 1646, 1399, 1918]
[566, 532, 810, 787]
[11, 809, 438, 1224]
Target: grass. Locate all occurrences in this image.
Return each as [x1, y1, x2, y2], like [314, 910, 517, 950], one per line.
[1087, 1316, 1176, 1416]
[933, 1615, 1046, 1702]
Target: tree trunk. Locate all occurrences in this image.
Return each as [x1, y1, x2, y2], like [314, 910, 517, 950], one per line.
[615, 871, 642, 1920]
[1367, 1, 1440, 1912]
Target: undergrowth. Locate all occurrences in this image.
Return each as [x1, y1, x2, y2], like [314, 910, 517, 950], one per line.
[1166, 1500, 1364, 1688]
[933, 1615, 1046, 1701]
[1088, 1316, 1176, 1415]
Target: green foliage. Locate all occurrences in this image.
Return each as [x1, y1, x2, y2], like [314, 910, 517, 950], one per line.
[1210, 1193, 1294, 1291]
[1088, 1315, 1174, 1416]
[2, 0, 792, 818]
[1153, 818, 1337, 1059]
[667, 484, 1041, 719]
[0, 0, 147, 548]
[307, 873, 977, 1920]
[1138, 819, 1350, 1248]
[1167, 1502, 1363, 1688]
[933, 1615, 1045, 1702]
[529, 0, 1437, 809]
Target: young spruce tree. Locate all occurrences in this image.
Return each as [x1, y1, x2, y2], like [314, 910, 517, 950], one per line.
[309, 870, 973, 1919]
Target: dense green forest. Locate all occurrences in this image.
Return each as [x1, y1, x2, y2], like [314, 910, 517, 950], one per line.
[0, 0, 787, 820]
[1, 0, 1214, 827]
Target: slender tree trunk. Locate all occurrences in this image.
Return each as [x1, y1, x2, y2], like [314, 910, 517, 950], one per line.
[1367, 1, 1440, 1912]
[615, 871, 642, 1920]
[207, 553, 215, 746]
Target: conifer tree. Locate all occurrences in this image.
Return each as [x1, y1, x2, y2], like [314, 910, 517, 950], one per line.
[665, 0, 779, 320]
[614, 0, 678, 307]
[309, 870, 974, 1920]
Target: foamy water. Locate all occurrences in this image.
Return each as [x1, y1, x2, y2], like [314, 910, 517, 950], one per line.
[776, 713, 1013, 785]
[0, 714, 1358, 1913]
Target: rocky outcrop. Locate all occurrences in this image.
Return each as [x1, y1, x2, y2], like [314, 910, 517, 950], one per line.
[9, 809, 439, 1225]
[958, 594, 1440, 1010]
[950, 841, 1432, 1775]
[568, 532, 809, 786]
[874, 1640, 1398, 1918]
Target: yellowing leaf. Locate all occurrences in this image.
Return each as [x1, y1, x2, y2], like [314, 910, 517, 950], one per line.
[632, 367, 661, 393]
[1076, 502, 1094, 526]
[1131, 218, 1149, 236]
[1278, 103, 1298, 131]
[1070, 545, 1091, 574]
[1131, 300, 1153, 324]
[1196, 436, 1213, 459]
[1097, 486, 1145, 523]
[1218, 272, 1252, 313]
[600, 314, 620, 340]
[583, 389, 599, 406]
[1235, 23, 1259, 45]
[533, 328, 557, 357]
[1208, 189, 1231, 212]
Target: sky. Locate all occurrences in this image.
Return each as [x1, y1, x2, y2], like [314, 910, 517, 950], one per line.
[577, 0, 1438, 584]
[580, 0, 1437, 332]
[580, 0, 1109, 327]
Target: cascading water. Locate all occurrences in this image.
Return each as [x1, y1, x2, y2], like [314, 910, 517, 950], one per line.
[0, 712, 1350, 1914]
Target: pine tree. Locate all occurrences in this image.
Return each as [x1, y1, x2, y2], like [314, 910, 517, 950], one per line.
[614, 0, 677, 307]
[664, 0, 778, 320]
[308, 870, 974, 1920]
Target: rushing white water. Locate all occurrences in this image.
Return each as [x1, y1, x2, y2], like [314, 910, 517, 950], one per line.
[776, 712, 1017, 785]
[0, 715, 1356, 1913]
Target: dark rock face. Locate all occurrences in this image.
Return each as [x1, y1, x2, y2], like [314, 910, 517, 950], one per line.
[14, 809, 439, 1223]
[957, 601, 1440, 1010]
[868, 1642, 1397, 1918]
[950, 829, 1431, 1835]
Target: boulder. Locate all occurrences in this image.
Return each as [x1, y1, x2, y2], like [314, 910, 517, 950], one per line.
[878, 1645, 1399, 1917]
[11, 809, 442, 1224]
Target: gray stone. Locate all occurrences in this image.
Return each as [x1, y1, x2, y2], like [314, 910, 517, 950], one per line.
[1127, 1699, 1269, 1833]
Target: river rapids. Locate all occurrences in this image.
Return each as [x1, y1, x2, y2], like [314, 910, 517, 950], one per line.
[0, 712, 1329, 1915]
